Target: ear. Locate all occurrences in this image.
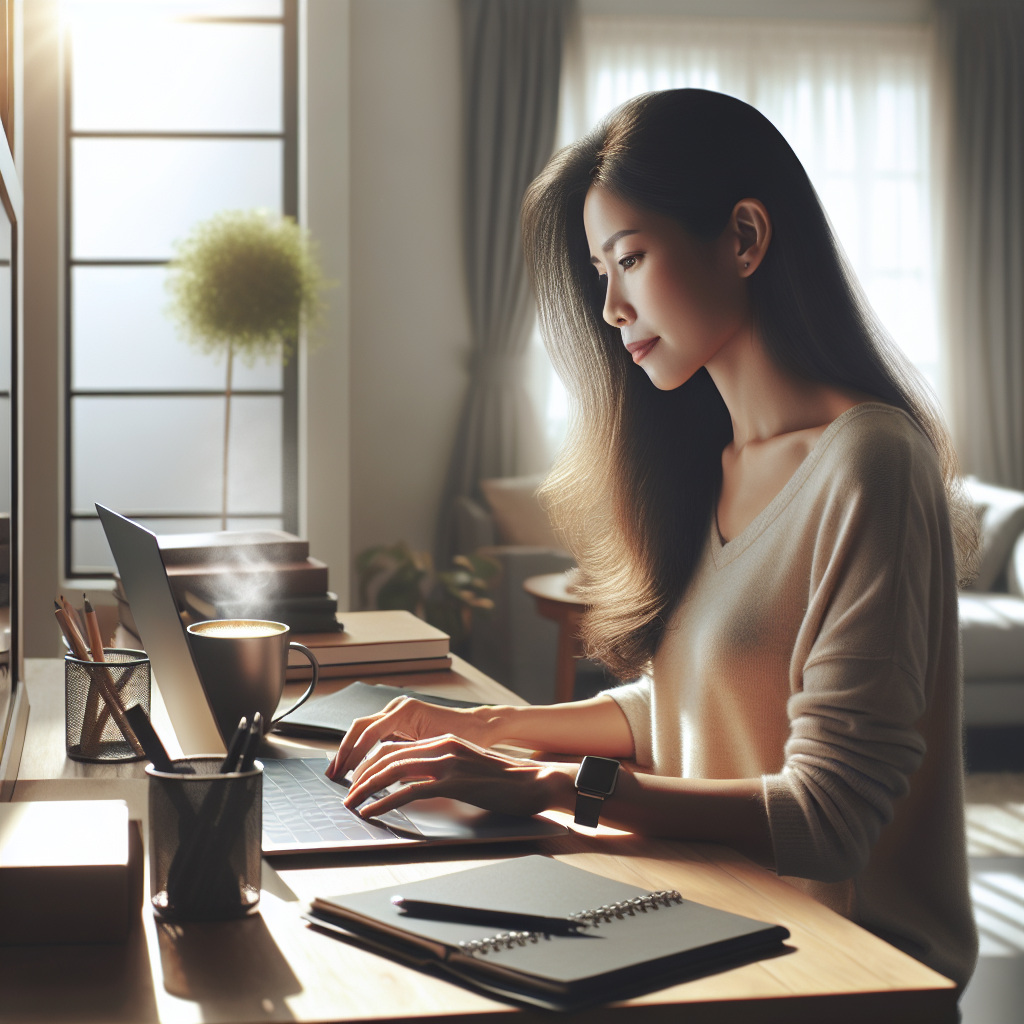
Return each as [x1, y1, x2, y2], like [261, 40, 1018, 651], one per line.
[731, 199, 771, 278]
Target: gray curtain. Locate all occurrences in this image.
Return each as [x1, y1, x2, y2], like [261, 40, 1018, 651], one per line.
[437, 0, 574, 562]
[939, 1, 1024, 488]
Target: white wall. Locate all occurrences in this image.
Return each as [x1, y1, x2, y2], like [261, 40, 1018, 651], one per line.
[347, 0, 471, 586]
[303, 0, 352, 608]
[22, 0, 63, 657]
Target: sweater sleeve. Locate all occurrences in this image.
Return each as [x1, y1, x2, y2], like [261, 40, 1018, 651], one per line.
[762, 421, 951, 883]
[604, 677, 654, 767]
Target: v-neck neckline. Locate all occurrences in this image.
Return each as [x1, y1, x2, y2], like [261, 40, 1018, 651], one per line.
[710, 403, 894, 568]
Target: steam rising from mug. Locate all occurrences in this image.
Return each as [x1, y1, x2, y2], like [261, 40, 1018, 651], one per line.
[186, 619, 319, 744]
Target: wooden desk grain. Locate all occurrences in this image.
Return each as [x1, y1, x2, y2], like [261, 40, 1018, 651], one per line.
[2, 658, 957, 1023]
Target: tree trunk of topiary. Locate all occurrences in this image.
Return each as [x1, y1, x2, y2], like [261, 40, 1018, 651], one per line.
[221, 343, 234, 531]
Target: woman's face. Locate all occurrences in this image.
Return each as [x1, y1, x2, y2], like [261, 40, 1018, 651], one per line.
[583, 185, 750, 391]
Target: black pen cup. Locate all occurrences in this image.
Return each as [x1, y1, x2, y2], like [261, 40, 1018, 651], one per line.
[147, 756, 263, 922]
[65, 649, 150, 762]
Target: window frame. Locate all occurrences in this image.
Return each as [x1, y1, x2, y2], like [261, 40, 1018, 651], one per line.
[62, 0, 299, 579]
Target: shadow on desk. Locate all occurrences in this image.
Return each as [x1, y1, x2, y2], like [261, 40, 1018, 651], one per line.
[0, 916, 159, 1024]
[156, 912, 301, 1020]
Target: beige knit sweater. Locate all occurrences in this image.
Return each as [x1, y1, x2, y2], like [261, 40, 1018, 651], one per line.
[607, 403, 977, 987]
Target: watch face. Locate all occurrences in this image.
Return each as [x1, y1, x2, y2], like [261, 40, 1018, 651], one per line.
[576, 756, 619, 796]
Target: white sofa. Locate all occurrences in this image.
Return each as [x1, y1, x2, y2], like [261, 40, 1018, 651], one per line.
[959, 479, 1024, 727]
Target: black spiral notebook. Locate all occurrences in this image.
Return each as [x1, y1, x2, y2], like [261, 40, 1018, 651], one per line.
[304, 855, 790, 1011]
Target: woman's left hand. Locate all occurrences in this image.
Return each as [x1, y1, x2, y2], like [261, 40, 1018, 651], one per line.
[342, 734, 571, 819]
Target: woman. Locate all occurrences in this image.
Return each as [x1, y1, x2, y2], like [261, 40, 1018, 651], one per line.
[328, 90, 978, 987]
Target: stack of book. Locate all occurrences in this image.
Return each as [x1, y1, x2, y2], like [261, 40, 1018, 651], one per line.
[286, 610, 450, 682]
[112, 526, 451, 682]
[114, 529, 341, 637]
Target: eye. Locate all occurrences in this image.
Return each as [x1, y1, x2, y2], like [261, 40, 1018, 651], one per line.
[619, 254, 640, 270]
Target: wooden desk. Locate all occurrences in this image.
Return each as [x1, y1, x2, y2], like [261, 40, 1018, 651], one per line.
[1, 658, 957, 1023]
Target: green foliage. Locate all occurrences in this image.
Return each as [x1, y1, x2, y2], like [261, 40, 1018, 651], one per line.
[356, 543, 500, 653]
[166, 209, 325, 363]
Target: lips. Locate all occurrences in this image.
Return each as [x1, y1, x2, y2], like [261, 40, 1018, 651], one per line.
[624, 337, 658, 364]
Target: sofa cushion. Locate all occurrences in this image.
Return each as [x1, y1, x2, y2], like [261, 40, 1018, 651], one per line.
[959, 593, 1024, 679]
[1009, 533, 1024, 598]
[480, 475, 560, 548]
[963, 477, 1024, 592]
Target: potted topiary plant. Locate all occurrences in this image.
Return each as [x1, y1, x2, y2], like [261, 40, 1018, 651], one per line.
[166, 210, 325, 529]
[356, 543, 499, 657]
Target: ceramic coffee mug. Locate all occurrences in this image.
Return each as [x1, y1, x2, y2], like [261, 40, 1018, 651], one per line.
[186, 619, 319, 742]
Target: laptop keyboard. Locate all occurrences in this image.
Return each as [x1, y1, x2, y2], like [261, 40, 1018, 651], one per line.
[261, 757, 422, 846]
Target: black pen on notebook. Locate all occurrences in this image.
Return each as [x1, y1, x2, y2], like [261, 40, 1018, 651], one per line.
[389, 896, 584, 935]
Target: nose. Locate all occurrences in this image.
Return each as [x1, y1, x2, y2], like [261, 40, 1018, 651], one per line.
[602, 276, 635, 328]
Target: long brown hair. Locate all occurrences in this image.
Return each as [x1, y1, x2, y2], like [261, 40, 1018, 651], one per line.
[522, 89, 977, 680]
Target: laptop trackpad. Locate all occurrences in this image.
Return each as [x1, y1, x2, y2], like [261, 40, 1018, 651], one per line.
[400, 797, 543, 840]
[352, 789, 479, 838]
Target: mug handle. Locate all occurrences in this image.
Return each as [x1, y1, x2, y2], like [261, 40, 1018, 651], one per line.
[272, 643, 320, 725]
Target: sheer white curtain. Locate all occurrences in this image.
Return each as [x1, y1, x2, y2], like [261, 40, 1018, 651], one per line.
[530, 14, 939, 456]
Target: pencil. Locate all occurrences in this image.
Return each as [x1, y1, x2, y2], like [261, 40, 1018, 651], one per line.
[81, 597, 113, 750]
[55, 601, 90, 660]
[80, 597, 107, 753]
[56, 603, 144, 757]
[82, 597, 107, 661]
[60, 595, 89, 652]
[56, 599, 102, 755]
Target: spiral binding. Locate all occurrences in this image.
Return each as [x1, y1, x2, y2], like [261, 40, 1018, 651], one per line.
[457, 890, 683, 956]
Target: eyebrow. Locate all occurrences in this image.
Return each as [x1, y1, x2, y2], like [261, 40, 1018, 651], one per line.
[591, 229, 640, 263]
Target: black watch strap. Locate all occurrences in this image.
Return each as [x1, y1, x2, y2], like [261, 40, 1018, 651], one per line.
[574, 792, 605, 828]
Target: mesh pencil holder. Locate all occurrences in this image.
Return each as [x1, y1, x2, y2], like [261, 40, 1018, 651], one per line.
[65, 648, 151, 763]
[147, 757, 263, 922]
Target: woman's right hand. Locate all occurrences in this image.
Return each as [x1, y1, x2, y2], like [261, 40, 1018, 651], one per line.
[325, 697, 495, 782]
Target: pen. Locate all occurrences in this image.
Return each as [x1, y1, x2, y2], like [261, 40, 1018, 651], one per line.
[219, 716, 249, 774]
[238, 712, 263, 773]
[389, 897, 584, 935]
[124, 703, 178, 774]
[179, 713, 263, 910]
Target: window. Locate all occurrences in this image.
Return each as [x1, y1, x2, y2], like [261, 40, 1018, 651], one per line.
[532, 14, 939, 455]
[63, 0, 298, 576]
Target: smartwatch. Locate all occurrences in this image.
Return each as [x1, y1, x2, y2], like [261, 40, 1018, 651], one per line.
[574, 756, 620, 828]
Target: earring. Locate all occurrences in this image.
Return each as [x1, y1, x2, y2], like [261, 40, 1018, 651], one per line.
[743, 261, 750, 269]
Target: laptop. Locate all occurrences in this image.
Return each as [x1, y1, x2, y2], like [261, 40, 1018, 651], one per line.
[261, 755, 566, 854]
[96, 504, 225, 755]
[96, 505, 567, 853]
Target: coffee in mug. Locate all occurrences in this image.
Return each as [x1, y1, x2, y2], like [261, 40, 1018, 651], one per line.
[191, 621, 287, 639]
[186, 619, 319, 744]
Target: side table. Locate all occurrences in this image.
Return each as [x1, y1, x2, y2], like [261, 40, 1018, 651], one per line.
[523, 572, 588, 703]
